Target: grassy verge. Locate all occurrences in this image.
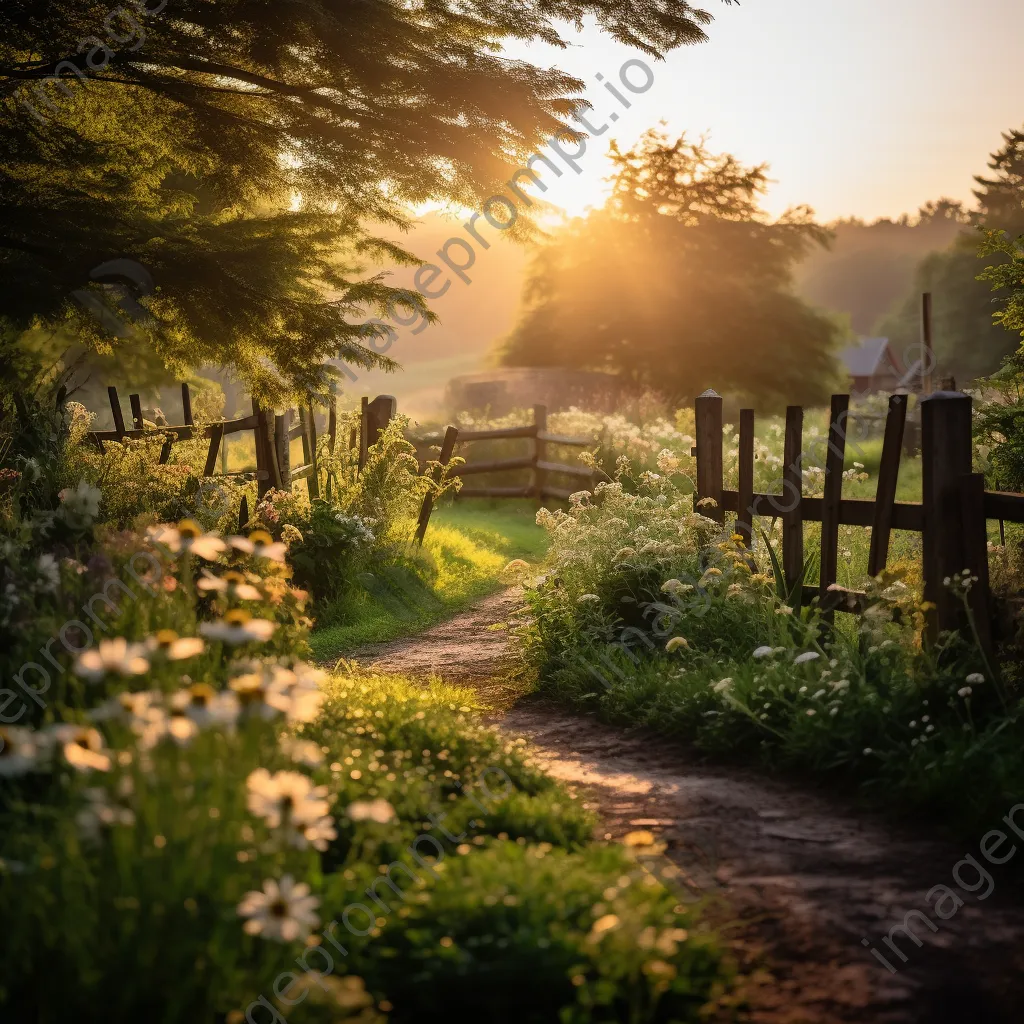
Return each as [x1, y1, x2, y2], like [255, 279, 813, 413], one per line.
[309, 500, 547, 661]
[520, 478, 1023, 841]
[1, 664, 731, 1022]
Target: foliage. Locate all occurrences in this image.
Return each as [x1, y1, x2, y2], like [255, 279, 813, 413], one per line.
[0, 1, 728, 399]
[879, 127, 1024, 384]
[519, 463, 1022, 836]
[501, 130, 846, 410]
[0, 520, 729, 1023]
[794, 201, 969, 335]
[252, 415, 459, 621]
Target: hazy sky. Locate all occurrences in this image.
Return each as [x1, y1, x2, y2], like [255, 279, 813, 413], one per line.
[503, 0, 1024, 222]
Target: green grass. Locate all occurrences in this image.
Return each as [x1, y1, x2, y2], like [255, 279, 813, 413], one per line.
[431, 497, 549, 561]
[308, 500, 548, 661]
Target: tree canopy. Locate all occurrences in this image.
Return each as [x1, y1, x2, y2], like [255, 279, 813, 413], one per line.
[0, 0, 728, 400]
[878, 128, 1024, 385]
[501, 129, 844, 409]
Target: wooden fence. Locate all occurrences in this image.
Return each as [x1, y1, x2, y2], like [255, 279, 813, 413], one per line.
[443, 403, 598, 502]
[693, 388, 1024, 654]
[88, 383, 274, 483]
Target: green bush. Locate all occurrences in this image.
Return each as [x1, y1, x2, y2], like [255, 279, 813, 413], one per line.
[1, 521, 730, 1023]
[522, 471, 1023, 837]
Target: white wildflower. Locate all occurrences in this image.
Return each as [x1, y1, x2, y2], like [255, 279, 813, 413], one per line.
[36, 554, 60, 593]
[246, 769, 330, 829]
[45, 725, 112, 773]
[346, 798, 397, 824]
[74, 637, 150, 681]
[200, 611, 276, 645]
[280, 737, 325, 768]
[237, 875, 320, 943]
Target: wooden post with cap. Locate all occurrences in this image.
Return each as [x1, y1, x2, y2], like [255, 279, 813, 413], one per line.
[694, 389, 724, 523]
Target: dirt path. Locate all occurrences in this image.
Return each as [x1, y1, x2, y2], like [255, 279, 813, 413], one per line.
[351, 589, 1024, 1024]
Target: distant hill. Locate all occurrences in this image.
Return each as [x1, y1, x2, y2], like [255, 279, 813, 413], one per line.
[793, 204, 968, 335]
[342, 210, 530, 417]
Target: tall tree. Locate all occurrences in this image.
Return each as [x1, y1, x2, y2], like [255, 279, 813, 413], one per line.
[501, 130, 844, 409]
[0, 0, 729, 400]
[878, 128, 1024, 385]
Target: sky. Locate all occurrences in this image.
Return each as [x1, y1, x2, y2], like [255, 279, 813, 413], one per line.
[501, 0, 1024, 222]
[347, 0, 1024, 416]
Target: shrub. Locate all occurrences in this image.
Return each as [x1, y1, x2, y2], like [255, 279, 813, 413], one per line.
[1, 520, 730, 1023]
[522, 468, 1022, 836]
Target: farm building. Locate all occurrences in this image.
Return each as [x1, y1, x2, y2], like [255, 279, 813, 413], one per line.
[839, 336, 906, 393]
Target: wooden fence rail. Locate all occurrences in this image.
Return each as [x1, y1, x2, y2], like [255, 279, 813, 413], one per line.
[692, 388, 1024, 655]
[444, 403, 599, 502]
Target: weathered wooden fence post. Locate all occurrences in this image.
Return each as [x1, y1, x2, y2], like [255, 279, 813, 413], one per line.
[782, 405, 804, 602]
[415, 426, 459, 545]
[274, 410, 291, 489]
[736, 408, 755, 545]
[920, 390, 972, 643]
[531, 404, 547, 503]
[366, 395, 397, 451]
[252, 400, 280, 498]
[819, 394, 849, 623]
[358, 396, 369, 470]
[867, 394, 908, 577]
[129, 393, 144, 431]
[327, 390, 338, 453]
[108, 386, 126, 436]
[694, 389, 724, 523]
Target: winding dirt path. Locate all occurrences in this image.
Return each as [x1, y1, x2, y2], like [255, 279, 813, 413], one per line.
[351, 589, 1024, 1024]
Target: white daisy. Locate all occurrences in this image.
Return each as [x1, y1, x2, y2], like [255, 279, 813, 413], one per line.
[237, 875, 320, 942]
[280, 737, 325, 768]
[196, 570, 263, 602]
[74, 638, 150, 681]
[287, 814, 338, 852]
[246, 769, 330, 829]
[170, 684, 240, 729]
[346, 798, 397, 824]
[45, 725, 112, 772]
[200, 611, 276, 645]
[228, 530, 287, 563]
[148, 630, 205, 661]
[148, 521, 226, 561]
